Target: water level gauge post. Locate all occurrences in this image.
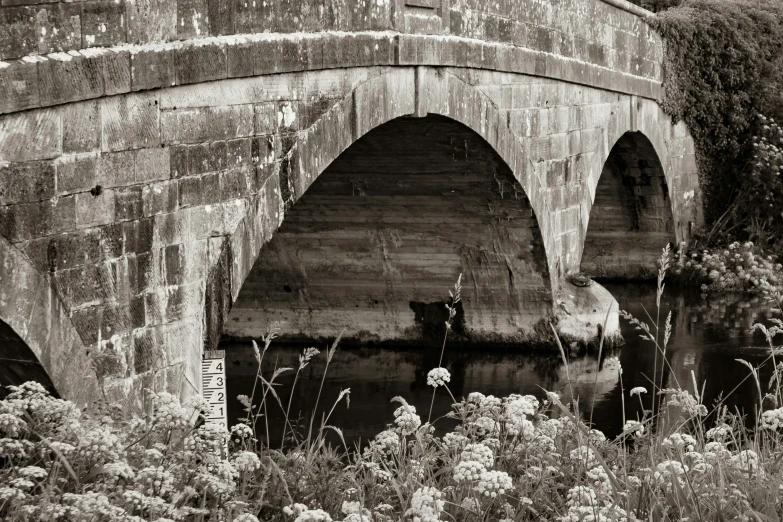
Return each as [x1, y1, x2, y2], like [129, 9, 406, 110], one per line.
[201, 350, 228, 449]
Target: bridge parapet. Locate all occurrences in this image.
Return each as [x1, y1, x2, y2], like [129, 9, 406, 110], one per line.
[1, 0, 660, 115]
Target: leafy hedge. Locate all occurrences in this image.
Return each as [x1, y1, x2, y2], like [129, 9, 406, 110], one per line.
[646, 1, 783, 240]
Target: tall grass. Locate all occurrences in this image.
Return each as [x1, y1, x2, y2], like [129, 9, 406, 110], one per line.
[2, 257, 783, 521]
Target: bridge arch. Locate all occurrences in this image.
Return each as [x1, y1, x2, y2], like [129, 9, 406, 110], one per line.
[581, 130, 675, 280]
[210, 68, 558, 347]
[0, 236, 99, 403]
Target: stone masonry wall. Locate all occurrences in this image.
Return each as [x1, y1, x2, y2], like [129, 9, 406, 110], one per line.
[0, 64, 699, 405]
[0, 0, 661, 116]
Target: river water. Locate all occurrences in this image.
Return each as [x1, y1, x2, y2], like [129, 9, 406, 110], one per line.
[221, 283, 781, 447]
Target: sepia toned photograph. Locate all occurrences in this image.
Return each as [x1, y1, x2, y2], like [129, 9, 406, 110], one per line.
[1, 0, 782, 519]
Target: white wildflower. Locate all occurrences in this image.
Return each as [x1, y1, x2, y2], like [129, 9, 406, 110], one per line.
[460, 443, 495, 468]
[453, 460, 486, 483]
[427, 368, 451, 388]
[475, 470, 513, 498]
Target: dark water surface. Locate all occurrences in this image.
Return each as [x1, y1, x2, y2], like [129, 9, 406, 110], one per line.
[222, 284, 781, 447]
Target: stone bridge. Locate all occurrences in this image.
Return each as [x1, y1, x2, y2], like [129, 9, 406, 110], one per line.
[0, 0, 701, 407]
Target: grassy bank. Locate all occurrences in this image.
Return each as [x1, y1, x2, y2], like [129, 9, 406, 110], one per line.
[2, 251, 783, 521]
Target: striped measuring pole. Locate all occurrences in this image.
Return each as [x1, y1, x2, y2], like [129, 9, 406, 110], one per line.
[201, 350, 228, 436]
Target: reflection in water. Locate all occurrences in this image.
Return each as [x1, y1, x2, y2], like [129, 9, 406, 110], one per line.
[222, 284, 781, 447]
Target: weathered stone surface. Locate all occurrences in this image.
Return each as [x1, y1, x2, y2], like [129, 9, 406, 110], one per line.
[0, 2, 697, 411]
[0, 60, 38, 113]
[100, 92, 160, 152]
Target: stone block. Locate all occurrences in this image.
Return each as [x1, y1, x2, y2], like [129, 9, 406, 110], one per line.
[101, 49, 132, 96]
[201, 172, 221, 205]
[81, 1, 126, 48]
[277, 38, 308, 73]
[219, 168, 248, 200]
[133, 327, 163, 373]
[176, 42, 227, 85]
[62, 100, 100, 154]
[0, 160, 55, 205]
[178, 176, 203, 208]
[0, 7, 37, 60]
[177, 0, 209, 39]
[0, 196, 76, 241]
[123, 217, 154, 254]
[135, 147, 170, 183]
[56, 154, 98, 194]
[169, 145, 189, 178]
[0, 60, 38, 113]
[76, 190, 115, 228]
[38, 52, 103, 106]
[164, 243, 182, 285]
[126, 0, 177, 44]
[226, 39, 254, 78]
[253, 103, 277, 135]
[115, 185, 144, 221]
[35, 4, 82, 55]
[207, 0, 234, 36]
[161, 105, 253, 145]
[0, 108, 61, 162]
[101, 92, 160, 152]
[226, 138, 252, 168]
[97, 150, 136, 188]
[164, 281, 203, 321]
[100, 222, 124, 260]
[128, 252, 151, 295]
[22, 229, 101, 272]
[188, 143, 217, 175]
[142, 180, 178, 216]
[130, 48, 176, 91]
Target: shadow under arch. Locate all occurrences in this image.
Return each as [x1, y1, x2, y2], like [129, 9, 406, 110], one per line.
[581, 131, 675, 280]
[224, 113, 553, 345]
[0, 319, 58, 399]
[204, 68, 561, 350]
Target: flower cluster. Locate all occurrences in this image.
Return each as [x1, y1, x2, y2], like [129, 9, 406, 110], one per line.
[675, 241, 783, 296]
[405, 487, 444, 522]
[0, 384, 260, 521]
[426, 368, 451, 388]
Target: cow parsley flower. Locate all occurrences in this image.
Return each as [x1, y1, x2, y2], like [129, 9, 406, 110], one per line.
[730, 450, 761, 472]
[393, 403, 421, 435]
[233, 451, 261, 473]
[16, 466, 47, 480]
[761, 407, 783, 429]
[0, 413, 26, 437]
[442, 432, 469, 452]
[461, 443, 495, 468]
[453, 460, 486, 483]
[569, 445, 599, 468]
[475, 470, 512, 498]
[705, 424, 731, 441]
[629, 387, 647, 397]
[662, 433, 697, 452]
[653, 460, 689, 487]
[427, 368, 451, 388]
[406, 487, 444, 522]
[622, 420, 645, 438]
[341, 500, 371, 522]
